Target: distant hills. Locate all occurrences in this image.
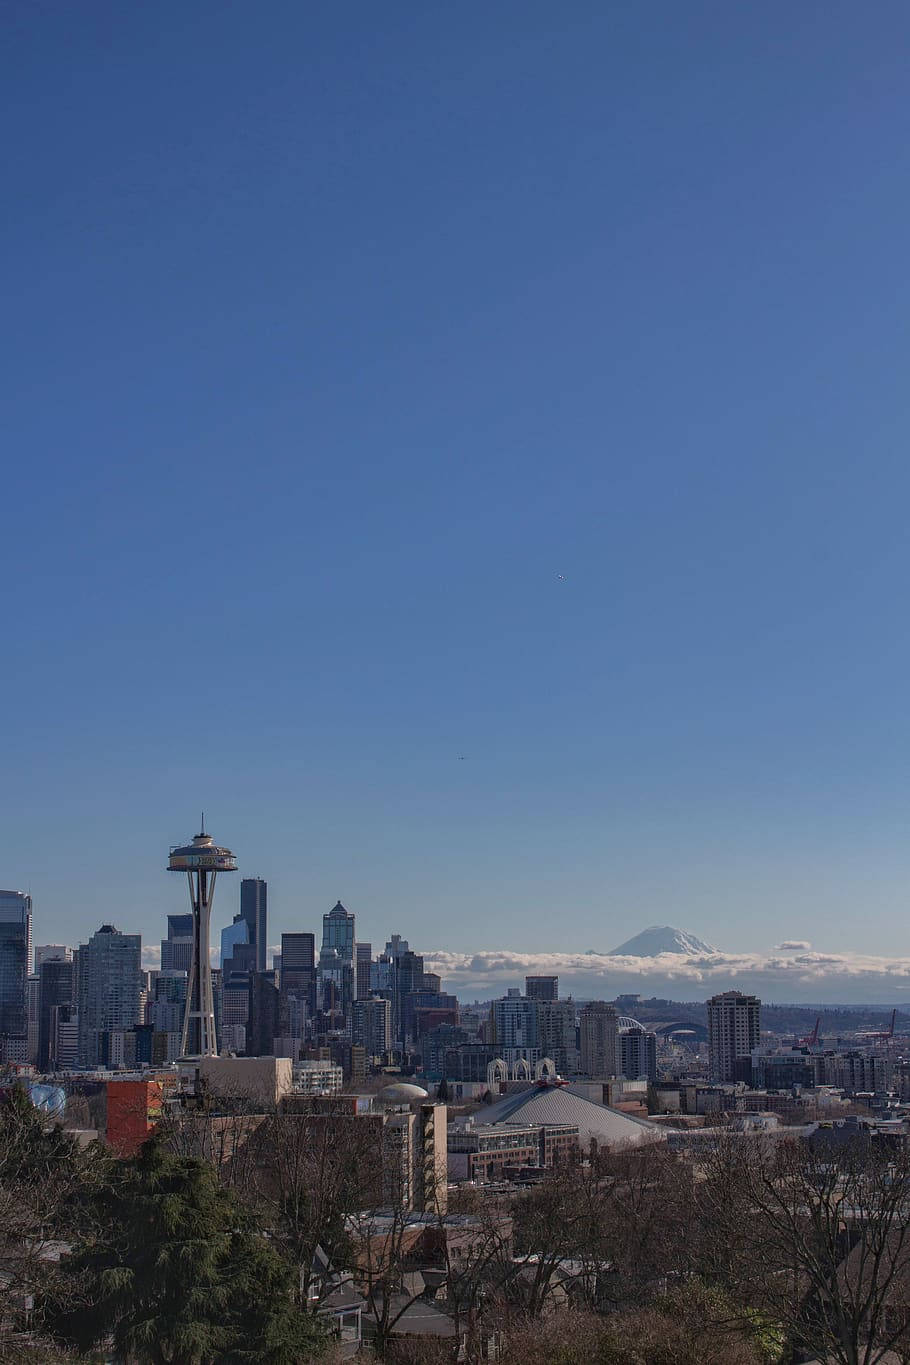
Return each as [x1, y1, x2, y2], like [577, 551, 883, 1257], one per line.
[608, 925, 718, 957]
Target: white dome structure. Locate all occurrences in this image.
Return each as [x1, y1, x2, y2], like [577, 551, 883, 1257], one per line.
[378, 1082, 429, 1105]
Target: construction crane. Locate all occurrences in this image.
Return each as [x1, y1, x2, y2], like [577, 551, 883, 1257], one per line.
[856, 1008, 897, 1043]
[796, 1017, 820, 1048]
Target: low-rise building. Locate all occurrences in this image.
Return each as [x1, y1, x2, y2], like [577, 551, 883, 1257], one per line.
[293, 1060, 343, 1094]
[447, 1120, 579, 1182]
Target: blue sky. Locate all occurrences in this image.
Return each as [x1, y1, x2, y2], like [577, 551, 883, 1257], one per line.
[4, 3, 910, 994]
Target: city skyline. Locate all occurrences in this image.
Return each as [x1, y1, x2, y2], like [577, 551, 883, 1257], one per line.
[13, 868, 910, 1005]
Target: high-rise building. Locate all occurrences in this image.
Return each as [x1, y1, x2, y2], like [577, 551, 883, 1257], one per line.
[322, 901, 355, 961]
[318, 902, 355, 1026]
[536, 998, 579, 1074]
[279, 932, 315, 1039]
[220, 914, 250, 972]
[247, 971, 279, 1056]
[525, 975, 558, 1002]
[492, 991, 539, 1062]
[26, 974, 40, 1063]
[281, 933, 315, 998]
[352, 995, 391, 1058]
[619, 1025, 657, 1082]
[75, 925, 142, 1068]
[0, 890, 32, 1051]
[579, 1001, 618, 1078]
[38, 953, 75, 1070]
[219, 910, 257, 1052]
[707, 991, 761, 1082]
[160, 914, 194, 974]
[355, 942, 372, 1000]
[35, 944, 69, 969]
[240, 878, 267, 972]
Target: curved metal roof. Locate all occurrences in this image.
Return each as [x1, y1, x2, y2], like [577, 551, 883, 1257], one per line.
[478, 1085, 663, 1149]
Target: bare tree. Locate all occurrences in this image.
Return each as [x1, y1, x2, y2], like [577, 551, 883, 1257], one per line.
[698, 1127, 910, 1365]
[0, 1084, 104, 1360]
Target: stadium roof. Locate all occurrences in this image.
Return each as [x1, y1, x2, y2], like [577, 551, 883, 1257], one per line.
[477, 1085, 664, 1149]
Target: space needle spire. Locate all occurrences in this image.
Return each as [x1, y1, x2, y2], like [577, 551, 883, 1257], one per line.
[167, 821, 236, 1057]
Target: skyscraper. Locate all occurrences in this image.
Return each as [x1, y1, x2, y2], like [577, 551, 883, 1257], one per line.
[318, 902, 355, 1024]
[160, 914, 194, 974]
[279, 931, 315, 1042]
[525, 975, 558, 1001]
[579, 1001, 618, 1078]
[492, 990, 539, 1061]
[707, 990, 761, 1082]
[322, 901, 355, 961]
[619, 1024, 657, 1082]
[240, 878, 267, 972]
[355, 941, 372, 1000]
[0, 890, 32, 1054]
[220, 914, 252, 973]
[352, 995, 391, 1058]
[280, 933, 315, 999]
[38, 953, 75, 1071]
[75, 924, 142, 1068]
[247, 970, 279, 1056]
[536, 998, 579, 1074]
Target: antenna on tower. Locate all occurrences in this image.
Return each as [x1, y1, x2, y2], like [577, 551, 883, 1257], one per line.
[200, 810, 206, 835]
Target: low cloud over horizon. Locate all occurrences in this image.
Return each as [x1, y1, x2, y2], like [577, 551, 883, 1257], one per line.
[138, 941, 910, 1005]
[421, 946, 910, 1004]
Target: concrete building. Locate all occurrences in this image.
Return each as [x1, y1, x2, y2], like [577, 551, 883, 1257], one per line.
[352, 995, 391, 1059]
[198, 1054, 293, 1108]
[536, 998, 579, 1075]
[38, 954, 75, 1070]
[619, 1024, 657, 1082]
[35, 945, 68, 969]
[160, 914, 194, 974]
[826, 1050, 893, 1096]
[447, 1119, 579, 1182]
[247, 971, 279, 1056]
[707, 991, 761, 1082]
[579, 1001, 618, 1078]
[280, 931, 316, 1024]
[355, 942, 372, 1000]
[491, 991, 539, 1063]
[380, 1099, 448, 1213]
[293, 1059, 343, 1094]
[76, 924, 142, 1068]
[525, 975, 558, 1001]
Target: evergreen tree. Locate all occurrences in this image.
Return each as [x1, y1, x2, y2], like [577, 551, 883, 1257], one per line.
[49, 1135, 328, 1364]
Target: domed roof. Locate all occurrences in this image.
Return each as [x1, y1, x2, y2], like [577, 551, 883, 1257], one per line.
[378, 1082, 429, 1104]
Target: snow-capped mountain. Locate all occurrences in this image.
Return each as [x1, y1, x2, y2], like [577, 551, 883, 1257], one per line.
[608, 925, 718, 956]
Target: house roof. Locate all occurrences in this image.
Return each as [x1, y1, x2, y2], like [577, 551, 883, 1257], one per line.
[365, 1296, 458, 1337]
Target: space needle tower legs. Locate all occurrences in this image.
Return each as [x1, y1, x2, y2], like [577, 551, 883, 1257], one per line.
[168, 820, 237, 1059]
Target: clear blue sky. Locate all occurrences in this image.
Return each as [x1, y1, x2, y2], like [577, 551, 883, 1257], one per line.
[5, 2, 910, 974]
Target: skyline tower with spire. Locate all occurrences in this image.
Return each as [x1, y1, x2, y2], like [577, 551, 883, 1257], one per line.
[167, 817, 236, 1057]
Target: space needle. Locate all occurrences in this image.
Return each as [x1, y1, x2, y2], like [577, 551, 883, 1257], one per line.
[168, 818, 236, 1058]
